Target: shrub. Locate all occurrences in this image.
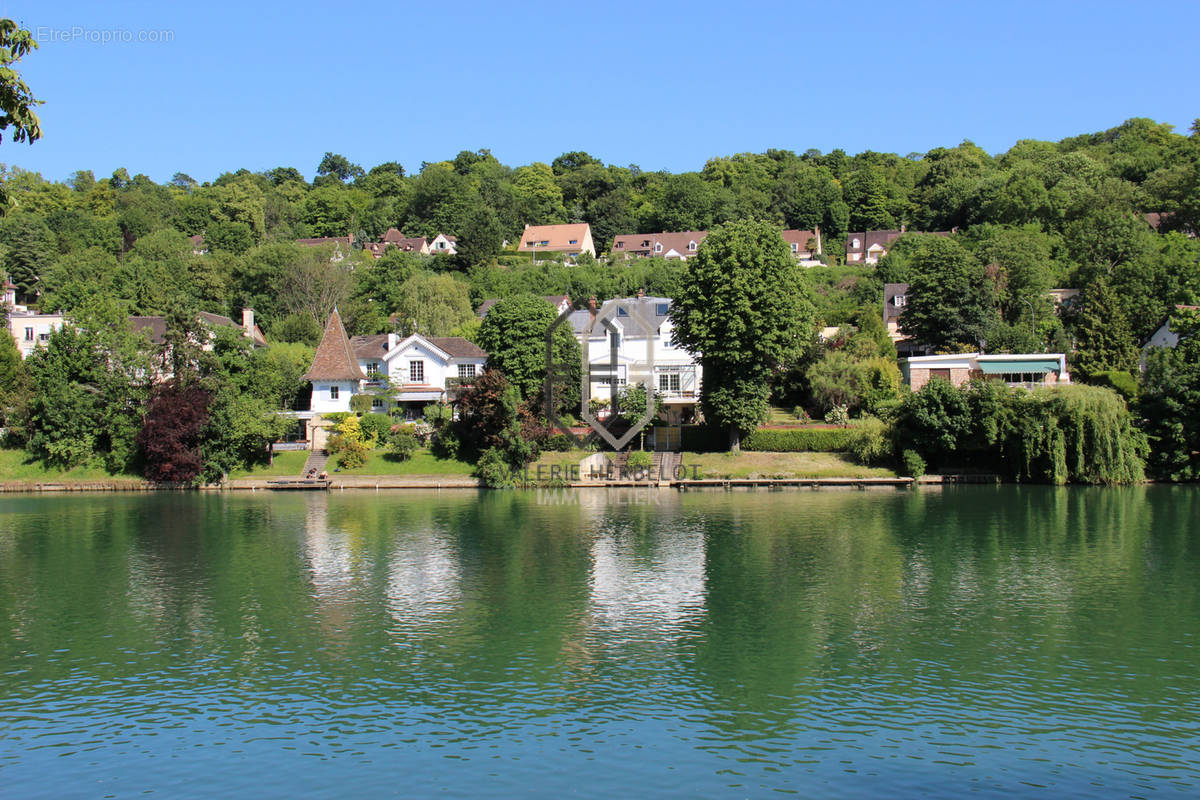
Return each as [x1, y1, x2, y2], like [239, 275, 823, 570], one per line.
[431, 427, 461, 459]
[387, 430, 417, 461]
[349, 393, 374, 415]
[544, 432, 574, 452]
[475, 446, 514, 488]
[902, 449, 926, 478]
[742, 427, 858, 452]
[423, 403, 452, 429]
[358, 412, 392, 443]
[626, 450, 653, 470]
[1088, 370, 1139, 401]
[329, 414, 369, 469]
[335, 438, 367, 469]
[824, 405, 850, 426]
[848, 416, 891, 464]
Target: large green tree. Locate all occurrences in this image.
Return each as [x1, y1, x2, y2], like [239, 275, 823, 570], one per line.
[1139, 307, 1200, 480]
[476, 293, 579, 408]
[899, 236, 999, 351]
[392, 272, 475, 336]
[670, 219, 816, 450]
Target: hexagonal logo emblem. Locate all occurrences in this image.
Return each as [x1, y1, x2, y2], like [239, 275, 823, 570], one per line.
[544, 298, 657, 450]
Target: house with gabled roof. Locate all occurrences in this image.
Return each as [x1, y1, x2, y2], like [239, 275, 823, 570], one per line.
[781, 228, 823, 265]
[611, 231, 707, 260]
[429, 233, 457, 255]
[1142, 305, 1200, 366]
[569, 293, 702, 428]
[846, 229, 951, 264]
[518, 223, 595, 260]
[349, 332, 488, 419]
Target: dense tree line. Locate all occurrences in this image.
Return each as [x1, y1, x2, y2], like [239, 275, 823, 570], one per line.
[1, 117, 1198, 481]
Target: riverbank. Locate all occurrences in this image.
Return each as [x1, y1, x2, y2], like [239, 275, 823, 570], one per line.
[0, 445, 980, 492]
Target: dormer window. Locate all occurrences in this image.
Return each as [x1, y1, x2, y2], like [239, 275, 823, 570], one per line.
[894, 295, 906, 307]
[688, 241, 696, 251]
[791, 243, 799, 252]
[656, 303, 669, 316]
[615, 242, 624, 248]
[654, 243, 662, 253]
[568, 239, 578, 245]
[852, 238, 861, 249]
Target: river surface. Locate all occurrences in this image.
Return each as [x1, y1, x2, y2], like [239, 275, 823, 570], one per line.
[0, 486, 1198, 798]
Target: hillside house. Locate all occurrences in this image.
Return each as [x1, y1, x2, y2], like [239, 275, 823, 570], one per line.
[518, 223, 595, 260]
[611, 231, 707, 260]
[847, 229, 951, 264]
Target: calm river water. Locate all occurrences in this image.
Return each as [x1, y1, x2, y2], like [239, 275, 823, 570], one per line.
[1, 486, 1198, 798]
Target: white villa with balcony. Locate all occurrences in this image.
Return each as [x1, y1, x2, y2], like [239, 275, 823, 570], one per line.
[569, 295, 702, 426]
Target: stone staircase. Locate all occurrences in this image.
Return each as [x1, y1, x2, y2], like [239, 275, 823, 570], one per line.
[656, 451, 680, 482]
[301, 449, 329, 477]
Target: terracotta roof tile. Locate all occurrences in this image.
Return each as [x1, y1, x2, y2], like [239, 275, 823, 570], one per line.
[303, 310, 366, 381]
[518, 223, 591, 252]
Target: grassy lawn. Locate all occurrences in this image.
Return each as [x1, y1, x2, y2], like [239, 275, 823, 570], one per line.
[0, 448, 142, 484]
[227, 450, 310, 479]
[679, 451, 897, 479]
[766, 405, 807, 425]
[331, 448, 476, 477]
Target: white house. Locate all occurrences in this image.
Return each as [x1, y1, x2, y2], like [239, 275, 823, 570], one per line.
[570, 295, 702, 426]
[302, 310, 368, 417]
[429, 233, 458, 256]
[297, 310, 489, 446]
[350, 331, 487, 419]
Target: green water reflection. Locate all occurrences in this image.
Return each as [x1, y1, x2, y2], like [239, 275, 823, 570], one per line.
[0, 486, 1197, 798]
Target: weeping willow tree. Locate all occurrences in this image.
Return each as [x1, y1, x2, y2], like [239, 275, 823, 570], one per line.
[1008, 384, 1146, 485]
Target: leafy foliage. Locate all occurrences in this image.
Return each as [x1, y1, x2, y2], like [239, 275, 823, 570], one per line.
[671, 219, 816, 449]
[138, 381, 209, 483]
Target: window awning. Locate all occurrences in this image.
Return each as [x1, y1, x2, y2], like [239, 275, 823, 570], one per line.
[978, 359, 1060, 374]
[396, 390, 443, 402]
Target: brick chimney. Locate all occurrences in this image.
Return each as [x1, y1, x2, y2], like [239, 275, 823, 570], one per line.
[637, 288, 644, 298]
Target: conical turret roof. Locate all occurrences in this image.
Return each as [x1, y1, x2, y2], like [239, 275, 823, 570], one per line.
[302, 309, 366, 382]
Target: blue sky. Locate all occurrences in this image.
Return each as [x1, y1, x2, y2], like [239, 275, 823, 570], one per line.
[2, 0, 1197, 184]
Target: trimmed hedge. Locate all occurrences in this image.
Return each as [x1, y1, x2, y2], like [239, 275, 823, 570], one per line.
[681, 425, 727, 452]
[742, 427, 858, 452]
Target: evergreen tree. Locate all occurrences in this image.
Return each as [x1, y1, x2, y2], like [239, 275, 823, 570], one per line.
[1072, 277, 1139, 379]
